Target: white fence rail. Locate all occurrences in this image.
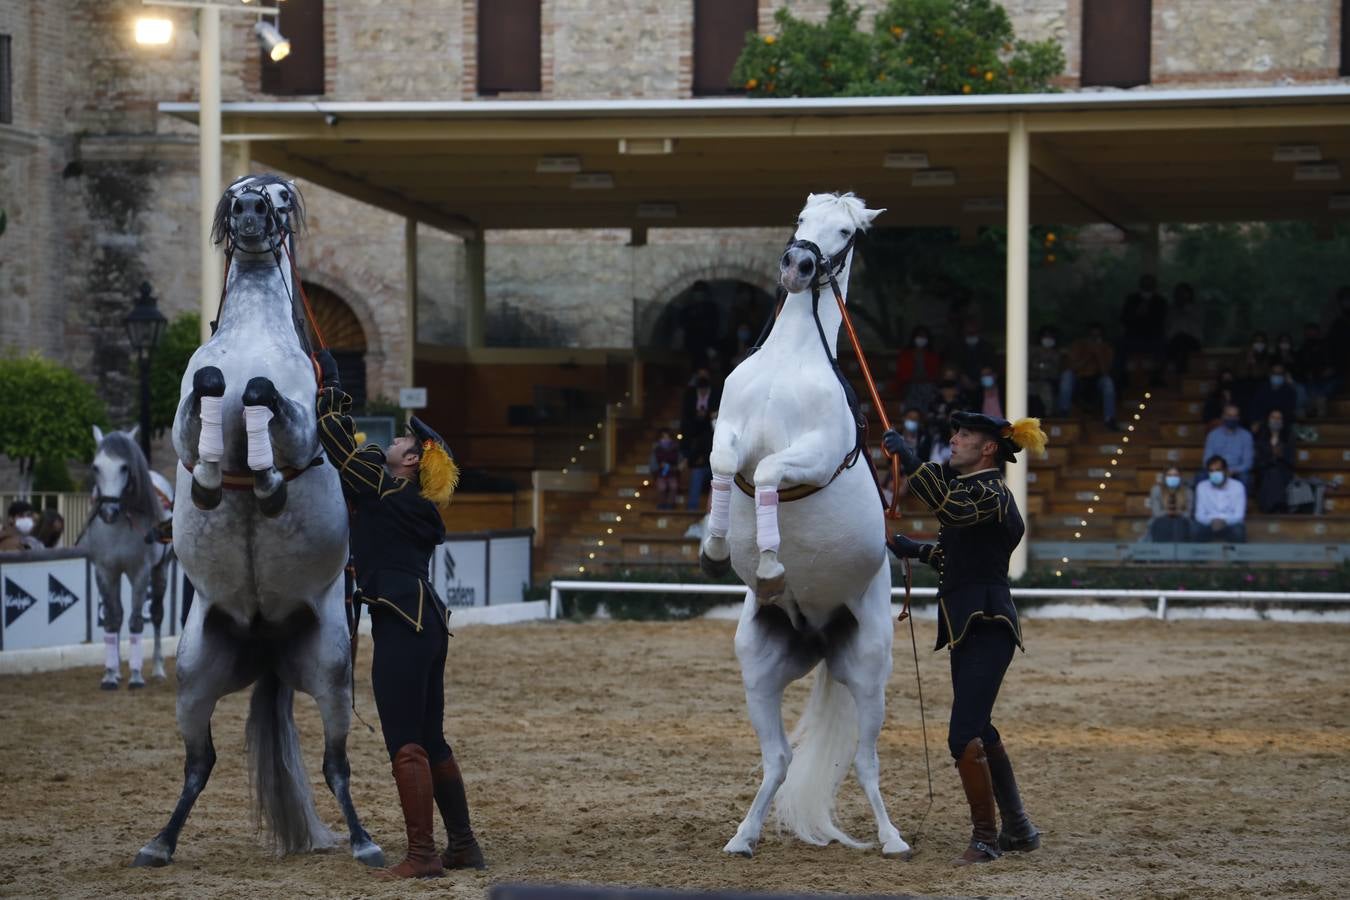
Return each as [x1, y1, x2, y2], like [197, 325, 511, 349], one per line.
[546, 580, 1350, 621]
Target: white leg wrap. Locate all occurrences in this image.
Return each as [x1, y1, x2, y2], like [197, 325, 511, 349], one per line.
[243, 405, 275, 471]
[129, 633, 143, 672]
[708, 473, 734, 539]
[198, 395, 225, 463]
[104, 633, 120, 671]
[755, 487, 781, 554]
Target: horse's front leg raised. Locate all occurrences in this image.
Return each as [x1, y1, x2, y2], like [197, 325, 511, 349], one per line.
[241, 377, 316, 518]
[175, 366, 226, 511]
[699, 426, 740, 578]
[751, 437, 838, 604]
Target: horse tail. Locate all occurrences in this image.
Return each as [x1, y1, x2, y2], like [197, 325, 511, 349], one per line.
[773, 662, 867, 848]
[245, 670, 336, 855]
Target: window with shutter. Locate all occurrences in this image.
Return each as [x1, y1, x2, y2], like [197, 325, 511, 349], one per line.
[261, 0, 324, 96]
[478, 0, 542, 95]
[1080, 0, 1151, 88]
[693, 0, 758, 96]
[0, 35, 11, 125]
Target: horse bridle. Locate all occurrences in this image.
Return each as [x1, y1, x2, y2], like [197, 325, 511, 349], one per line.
[784, 231, 856, 297]
[223, 184, 294, 256]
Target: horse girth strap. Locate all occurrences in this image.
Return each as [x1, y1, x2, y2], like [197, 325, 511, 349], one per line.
[180, 456, 324, 491]
[732, 443, 863, 503]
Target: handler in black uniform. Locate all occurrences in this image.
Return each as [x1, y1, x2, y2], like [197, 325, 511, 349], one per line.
[314, 350, 485, 879]
[883, 411, 1044, 866]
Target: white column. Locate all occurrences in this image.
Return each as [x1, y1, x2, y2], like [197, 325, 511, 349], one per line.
[404, 218, 418, 400]
[224, 139, 251, 188]
[465, 230, 486, 349]
[198, 6, 222, 345]
[1005, 114, 1030, 580]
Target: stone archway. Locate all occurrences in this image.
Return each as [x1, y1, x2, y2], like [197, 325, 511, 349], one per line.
[638, 275, 777, 371]
[303, 280, 370, 407]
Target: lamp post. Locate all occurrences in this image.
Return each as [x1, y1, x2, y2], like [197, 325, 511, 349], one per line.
[134, 0, 290, 345]
[125, 282, 168, 462]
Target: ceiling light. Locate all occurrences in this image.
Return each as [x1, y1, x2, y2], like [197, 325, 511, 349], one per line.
[884, 151, 930, 169]
[636, 202, 678, 219]
[962, 197, 1004, 212]
[571, 172, 615, 190]
[255, 21, 291, 62]
[619, 138, 674, 155]
[1273, 144, 1321, 163]
[1294, 162, 1341, 182]
[912, 168, 957, 187]
[134, 16, 173, 45]
[536, 155, 582, 174]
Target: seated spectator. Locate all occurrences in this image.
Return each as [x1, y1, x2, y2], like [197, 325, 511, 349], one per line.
[650, 429, 681, 510]
[35, 509, 65, 549]
[1253, 409, 1296, 514]
[1148, 466, 1194, 543]
[681, 408, 714, 512]
[951, 318, 998, 393]
[1028, 325, 1063, 418]
[1295, 322, 1340, 419]
[1202, 404, 1254, 485]
[1060, 322, 1119, 428]
[1165, 282, 1203, 376]
[893, 325, 942, 412]
[976, 365, 1004, 419]
[1248, 362, 1297, 427]
[0, 501, 43, 552]
[927, 378, 964, 427]
[1202, 369, 1240, 426]
[681, 367, 721, 427]
[1194, 455, 1248, 543]
[894, 407, 933, 465]
[727, 318, 756, 370]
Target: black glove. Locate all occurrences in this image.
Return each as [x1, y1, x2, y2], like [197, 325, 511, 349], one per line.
[887, 533, 925, 559]
[315, 349, 341, 389]
[881, 428, 922, 475]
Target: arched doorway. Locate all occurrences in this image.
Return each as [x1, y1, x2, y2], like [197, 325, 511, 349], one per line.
[304, 281, 369, 407]
[640, 279, 776, 371]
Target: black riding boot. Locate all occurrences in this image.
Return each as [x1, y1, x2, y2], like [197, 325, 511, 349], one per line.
[986, 738, 1041, 852]
[430, 754, 486, 870]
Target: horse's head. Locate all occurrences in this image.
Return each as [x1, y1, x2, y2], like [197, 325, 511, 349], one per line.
[780, 193, 884, 294]
[211, 174, 305, 255]
[90, 425, 155, 524]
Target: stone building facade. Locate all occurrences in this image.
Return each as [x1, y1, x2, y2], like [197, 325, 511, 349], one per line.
[0, 0, 1345, 432]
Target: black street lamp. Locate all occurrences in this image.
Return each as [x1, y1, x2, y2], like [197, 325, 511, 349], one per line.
[125, 281, 167, 462]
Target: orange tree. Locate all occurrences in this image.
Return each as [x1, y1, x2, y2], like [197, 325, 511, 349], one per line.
[731, 0, 1064, 97]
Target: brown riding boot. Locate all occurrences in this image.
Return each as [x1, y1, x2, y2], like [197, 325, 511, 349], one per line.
[953, 737, 1002, 866]
[430, 754, 487, 870]
[986, 738, 1041, 852]
[373, 744, 445, 880]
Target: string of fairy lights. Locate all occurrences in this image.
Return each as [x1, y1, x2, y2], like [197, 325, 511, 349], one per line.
[565, 400, 653, 576]
[1054, 390, 1153, 578]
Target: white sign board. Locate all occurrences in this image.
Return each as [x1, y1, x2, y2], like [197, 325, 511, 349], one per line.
[1, 558, 89, 651]
[399, 387, 428, 409]
[435, 540, 487, 608]
[488, 535, 532, 605]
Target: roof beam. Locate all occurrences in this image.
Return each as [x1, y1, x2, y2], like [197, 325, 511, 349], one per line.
[1030, 141, 1147, 234]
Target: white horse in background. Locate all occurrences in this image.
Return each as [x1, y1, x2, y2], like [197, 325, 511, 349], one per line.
[700, 193, 910, 859]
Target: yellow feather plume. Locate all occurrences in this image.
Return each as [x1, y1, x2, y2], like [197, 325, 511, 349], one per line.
[418, 440, 460, 507]
[1003, 417, 1049, 457]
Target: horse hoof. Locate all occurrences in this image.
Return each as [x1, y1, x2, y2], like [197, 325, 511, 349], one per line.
[101, 670, 119, 691]
[100, 680, 119, 691]
[699, 550, 730, 578]
[723, 838, 755, 858]
[128, 674, 145, 690]
[191, 480, 222, 511]
[131, 840, 172, 868]
[883, 844, 913, 860]
[353, 842, 386, 868]
[153, 666, 167, 681]
[256, 481, 287, 518]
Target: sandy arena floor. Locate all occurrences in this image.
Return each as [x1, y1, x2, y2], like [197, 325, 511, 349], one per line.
[0, 617, 1347, 899]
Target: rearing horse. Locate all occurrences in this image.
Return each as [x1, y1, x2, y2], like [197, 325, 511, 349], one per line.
[133, 175, 383, 868]
[700, 193, 911, 859]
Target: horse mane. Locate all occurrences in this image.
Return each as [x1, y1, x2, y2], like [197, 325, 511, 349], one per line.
[210, 174, 307, 246]
[802, 192, 880, 232]
[97, 431, 162, 521]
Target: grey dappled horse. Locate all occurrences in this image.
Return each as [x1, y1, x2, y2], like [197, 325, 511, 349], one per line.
[133, 175, 382, 869]
[80, 426, 174, 689]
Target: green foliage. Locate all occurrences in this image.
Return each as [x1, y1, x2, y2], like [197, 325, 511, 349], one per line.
[730, 0, 1064, 98]
[32, 455, 76, 492]
[146, 313, 201, 436]
[0, 354, 107, 475]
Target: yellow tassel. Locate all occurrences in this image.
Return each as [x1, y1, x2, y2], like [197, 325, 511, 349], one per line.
[1004, 417, 1049, 456]
[417, 440, 460, 506]
[353, 431, 367, 446]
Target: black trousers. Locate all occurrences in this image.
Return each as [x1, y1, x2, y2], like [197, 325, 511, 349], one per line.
[370, 606, 453, 764]
[947, 619, 1017, 759]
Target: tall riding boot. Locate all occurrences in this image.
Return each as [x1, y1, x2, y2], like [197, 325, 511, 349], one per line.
[986, 738, 1041, 852]
[373, 744, 445, 880]
[953, 737, 1001, 866]
[430, 754, 486, 870]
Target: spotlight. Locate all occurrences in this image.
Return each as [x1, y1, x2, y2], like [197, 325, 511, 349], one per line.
[134, 16, 173, 45]
[254, 20, 291, 62]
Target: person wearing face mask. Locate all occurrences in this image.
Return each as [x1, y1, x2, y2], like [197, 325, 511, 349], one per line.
[1253, 409, 1296, 513]
[1201, 403, 1254, 486]
[895, 407, 933, 469]
[1027, 326, 1063, 418]
[0, 501, 44, 552]
[1060, 323, 1119, 429]
[894, 325, 943, 412]
[977, 366, 1004, 419]
[1147, 466, 1194, 543]
[1248, 362, 1297, 428]
[1193, 455, 1247, 543]
[951, 319, 997, 394]
[682, 366, 722, 429]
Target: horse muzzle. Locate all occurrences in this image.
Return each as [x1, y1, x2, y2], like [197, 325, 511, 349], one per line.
[97, 503, 122, 525]
[780, 246, 818, 294]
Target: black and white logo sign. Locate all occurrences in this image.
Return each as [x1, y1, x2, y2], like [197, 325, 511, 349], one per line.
[48, 575, 79, 624]
[4, 577, 37, 628]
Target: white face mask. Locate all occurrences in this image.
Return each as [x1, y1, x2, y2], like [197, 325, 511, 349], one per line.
[913, 336, 928, 348]
[1041, 337, 1056, 349]
[14, 517, 35, 535]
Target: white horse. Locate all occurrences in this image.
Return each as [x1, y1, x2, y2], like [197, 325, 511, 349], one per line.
[133, 175, 382, 869]
[81, 425, 174, 689]
[700, 193, 910, 859]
